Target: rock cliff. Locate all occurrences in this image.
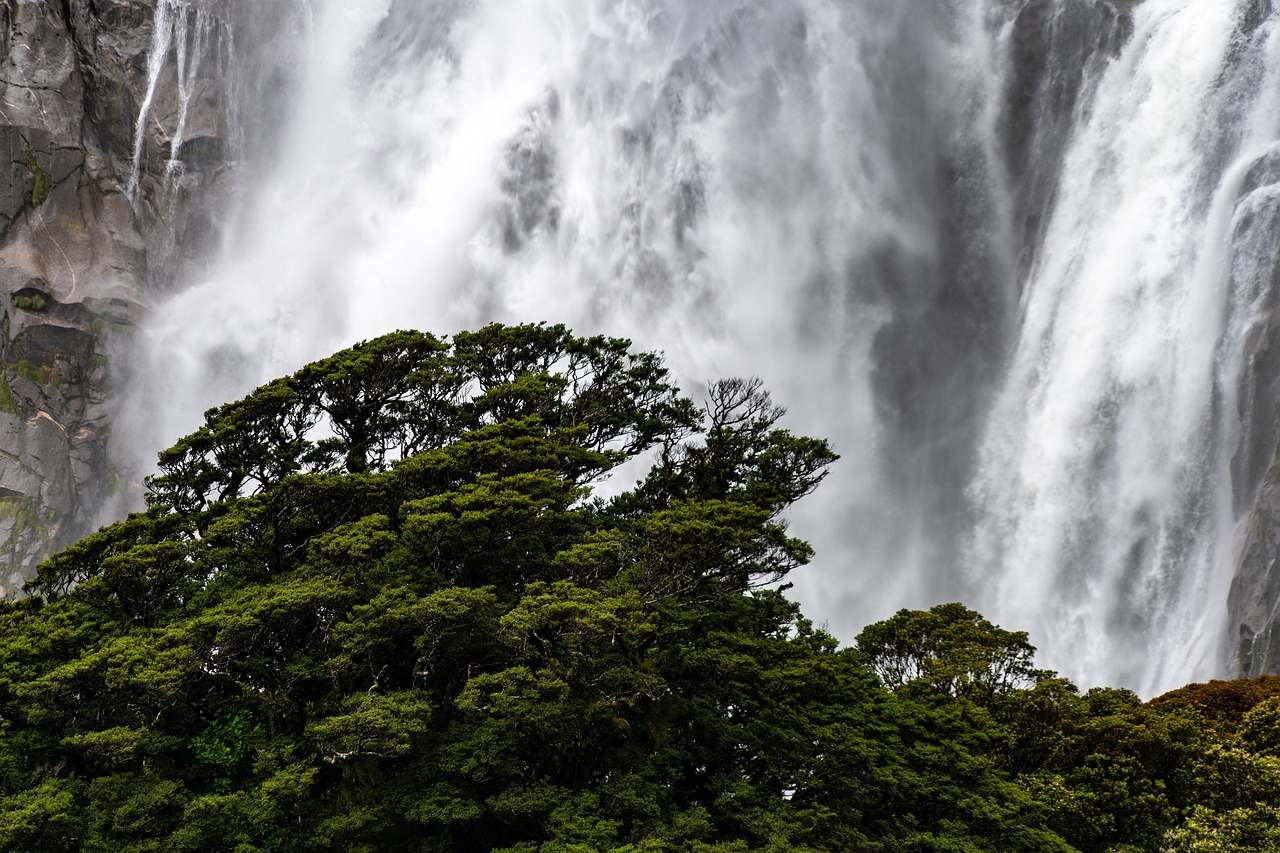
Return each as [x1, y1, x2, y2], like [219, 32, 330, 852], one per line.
[1227, 146, 1280, 675]
[1216, 19, 1280, 678]
[0, 0, 248, 588]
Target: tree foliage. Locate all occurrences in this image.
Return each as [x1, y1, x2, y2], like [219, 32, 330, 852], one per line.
[854, 602, 1039, 703]
[0, 325, 1271, 851]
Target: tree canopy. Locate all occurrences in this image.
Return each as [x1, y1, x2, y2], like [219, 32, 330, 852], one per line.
[0, 324, 1273, 852]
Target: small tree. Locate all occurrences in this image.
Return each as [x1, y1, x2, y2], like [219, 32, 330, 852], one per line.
[855, 602, 1039, 703]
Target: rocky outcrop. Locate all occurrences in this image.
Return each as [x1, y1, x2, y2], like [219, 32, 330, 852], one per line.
[1222, 147, 1280, 677]
[0, 0, 245, 588]
[1234, 475, 1280, 675]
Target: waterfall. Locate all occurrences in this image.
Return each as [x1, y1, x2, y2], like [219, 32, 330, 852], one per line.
[969, 0, 1280, 695]
[118, 0, 1280, 694]
[127, 0, 228, 202]
[125, 0, 180, 202]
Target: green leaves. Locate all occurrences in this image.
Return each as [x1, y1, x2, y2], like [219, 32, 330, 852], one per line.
[1163, 803, 1280, 852]
[191, 709, 263, 791]
[294, 330, 454, 473]
[0, 322, 1199, 853]
[0, 779, 84, 852]
[146, 323, 697, 520]
[855, 602, 1039, 703]
[305, 693, 432, 764]
[1237, 696, 1280, 757]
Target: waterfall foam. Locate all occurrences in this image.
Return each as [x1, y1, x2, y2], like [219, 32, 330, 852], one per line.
[119, 0, 1280, 694]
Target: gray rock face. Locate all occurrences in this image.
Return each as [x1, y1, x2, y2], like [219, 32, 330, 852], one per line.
[1233, 475, 1280, 676]
[1227, 149, 1280, 677]
[0, 0, 248, 585]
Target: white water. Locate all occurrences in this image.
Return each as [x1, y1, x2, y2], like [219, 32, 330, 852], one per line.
[970, 0, 1280, 693]
[121, 0, 1280, 694]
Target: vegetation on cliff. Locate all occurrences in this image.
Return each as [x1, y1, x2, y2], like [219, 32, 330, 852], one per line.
[0, 324, 1273, 852]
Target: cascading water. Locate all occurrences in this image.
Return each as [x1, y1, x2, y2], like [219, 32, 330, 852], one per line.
[970, 0, 1280, 694]
[117, 0, 1280, 694]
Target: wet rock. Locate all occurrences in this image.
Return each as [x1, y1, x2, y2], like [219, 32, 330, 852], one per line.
[1224, 148, 1280, 676]
[1234, 473, 1280, 676]
[0, 0, 249, 579]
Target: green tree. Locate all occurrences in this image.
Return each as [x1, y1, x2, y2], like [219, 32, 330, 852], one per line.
[0, 325, 1087, 852]
[854, 602, 1040, 703]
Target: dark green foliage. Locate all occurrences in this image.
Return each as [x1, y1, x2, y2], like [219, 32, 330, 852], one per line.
[0, 324, 1270, 851]
[855, 602, 1039, 703]
[140, 324, 699, 524]
[999, 686, 1207, 852]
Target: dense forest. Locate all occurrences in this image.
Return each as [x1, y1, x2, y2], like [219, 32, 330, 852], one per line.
[0, 324, 1275, 852]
